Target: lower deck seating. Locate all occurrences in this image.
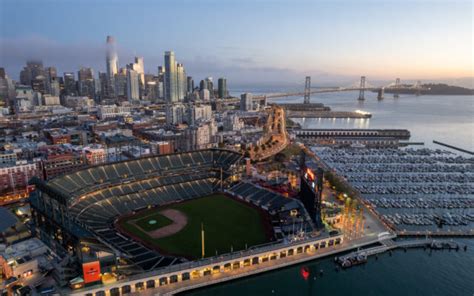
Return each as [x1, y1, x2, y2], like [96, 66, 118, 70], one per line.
[70, 178, 218, 271]
[227, 182, 315, 233]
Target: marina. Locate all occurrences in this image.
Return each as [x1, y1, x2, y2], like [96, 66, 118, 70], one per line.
[313, 146, 474, 237]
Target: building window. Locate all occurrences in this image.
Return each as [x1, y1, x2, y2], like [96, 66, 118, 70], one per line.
[146, 280, 156, 288]
[181, 273, 190, 281]
[169, 275, 178, 283]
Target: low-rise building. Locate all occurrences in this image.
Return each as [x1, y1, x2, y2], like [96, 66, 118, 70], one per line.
[0, 238, 49, 280]
[97, 105, 132, 120]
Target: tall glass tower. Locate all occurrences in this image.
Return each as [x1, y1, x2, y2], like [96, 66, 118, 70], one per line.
[164, 51, 178, 103]
[106, 36, 118, 78]
[106, 36, 118, 98]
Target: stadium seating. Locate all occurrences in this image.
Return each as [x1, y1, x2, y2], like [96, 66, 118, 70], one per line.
[38, 149, 242, 271]
[227, 182, 314, 234]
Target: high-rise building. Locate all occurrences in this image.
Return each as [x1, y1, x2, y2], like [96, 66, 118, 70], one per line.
[199, 79, 207, 91]
[63, 72, 77, 96]
[49, 80, 60, 97]
[200, 89, 210, 101]
[0, 68, 15, 104]
[166, 103, 186, 124]
[105, 36, 118, 98]
[187, 76, 194, 94]
[176, 63, 187, 101]
[106, 36, 118, 78]
[188, 104, 212, 125]
[127, 69, 140, 101]
[144, 74, 160, 102]
[218, 77, 227, 98]
[31, 76, 47, 94]
[78, 67, 95, 98]
[98, 72, 109, 101]
[157, 66, 165, 99]
[164, 51, 178, 103]
[114, 68, 128, 100]
[46, 67, 57, 81]
[19, 61, 44, 86]
[45, 67, 57, 95]
[129, 57, 145, 87]
[240, 93, 253, 111]
[205, 77, 213, 95]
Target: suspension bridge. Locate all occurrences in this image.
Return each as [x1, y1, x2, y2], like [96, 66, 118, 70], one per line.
[252, 76, 428, 104]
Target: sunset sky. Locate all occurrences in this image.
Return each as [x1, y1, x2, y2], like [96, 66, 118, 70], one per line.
[1, 0, 472, 86]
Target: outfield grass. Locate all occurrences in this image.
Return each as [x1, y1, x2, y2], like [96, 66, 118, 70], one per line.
[119, 194, 270, 259]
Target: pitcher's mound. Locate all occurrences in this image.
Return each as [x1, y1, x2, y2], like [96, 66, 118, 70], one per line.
[148, 209, 188, 239]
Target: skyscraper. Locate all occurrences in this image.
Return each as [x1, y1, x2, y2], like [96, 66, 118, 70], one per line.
[78, 67, 95, 98]
[218, 78, 227, 98]
[106, 36, 118, 78]
[164, 51, 178, 103]
[130, 57, 145, 86]
[127, 69, 140, 101]
[63, 72, 77, 96]
[205, 77, 214, 96]
[240, 93, 253, 111]
[176, 63, 187, 101]
[20, 61, 45, 91]
[105, 36, 118, 98]
[114, 68, 128, 99]
[187, 76, 194, 94]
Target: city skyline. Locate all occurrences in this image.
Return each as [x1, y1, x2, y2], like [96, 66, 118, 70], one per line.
[1, 0, 473, 87]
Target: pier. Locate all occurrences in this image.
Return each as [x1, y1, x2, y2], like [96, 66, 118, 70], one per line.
[286, 110, 372, 118]
[294, 129, 410, 139]
[396, 230, 474, 237]
[277, 102, 372, 118]
[433, 140, 474, 155]
[335, 238, 464, 268]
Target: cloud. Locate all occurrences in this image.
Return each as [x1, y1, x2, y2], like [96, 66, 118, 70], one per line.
[0, 36, 135, 78]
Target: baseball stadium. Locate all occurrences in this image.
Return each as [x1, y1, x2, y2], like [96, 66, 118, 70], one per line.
[29, 148, 329, 295]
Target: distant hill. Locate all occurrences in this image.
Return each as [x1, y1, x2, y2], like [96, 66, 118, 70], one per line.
[383, 83, 474, 95]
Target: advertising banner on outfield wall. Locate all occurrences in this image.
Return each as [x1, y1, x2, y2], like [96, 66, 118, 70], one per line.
[83, 261, 101, 284]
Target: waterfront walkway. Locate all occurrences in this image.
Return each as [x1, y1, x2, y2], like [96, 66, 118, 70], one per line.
[137, 234, 390, 296]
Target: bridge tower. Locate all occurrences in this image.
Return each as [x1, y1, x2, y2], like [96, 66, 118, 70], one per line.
[304, 76, 311, 104]
[394, 78, 401, 98]
[358, 76, 366, 101]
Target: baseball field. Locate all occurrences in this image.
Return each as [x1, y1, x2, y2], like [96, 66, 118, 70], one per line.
[117, 194, 272, 259]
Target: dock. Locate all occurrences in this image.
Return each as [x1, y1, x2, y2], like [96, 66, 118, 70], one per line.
[287, 110, 372, 118]
[396, 230, 474, 237]
[335, 239, 464, 268]
[433, 140, 474, 155]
